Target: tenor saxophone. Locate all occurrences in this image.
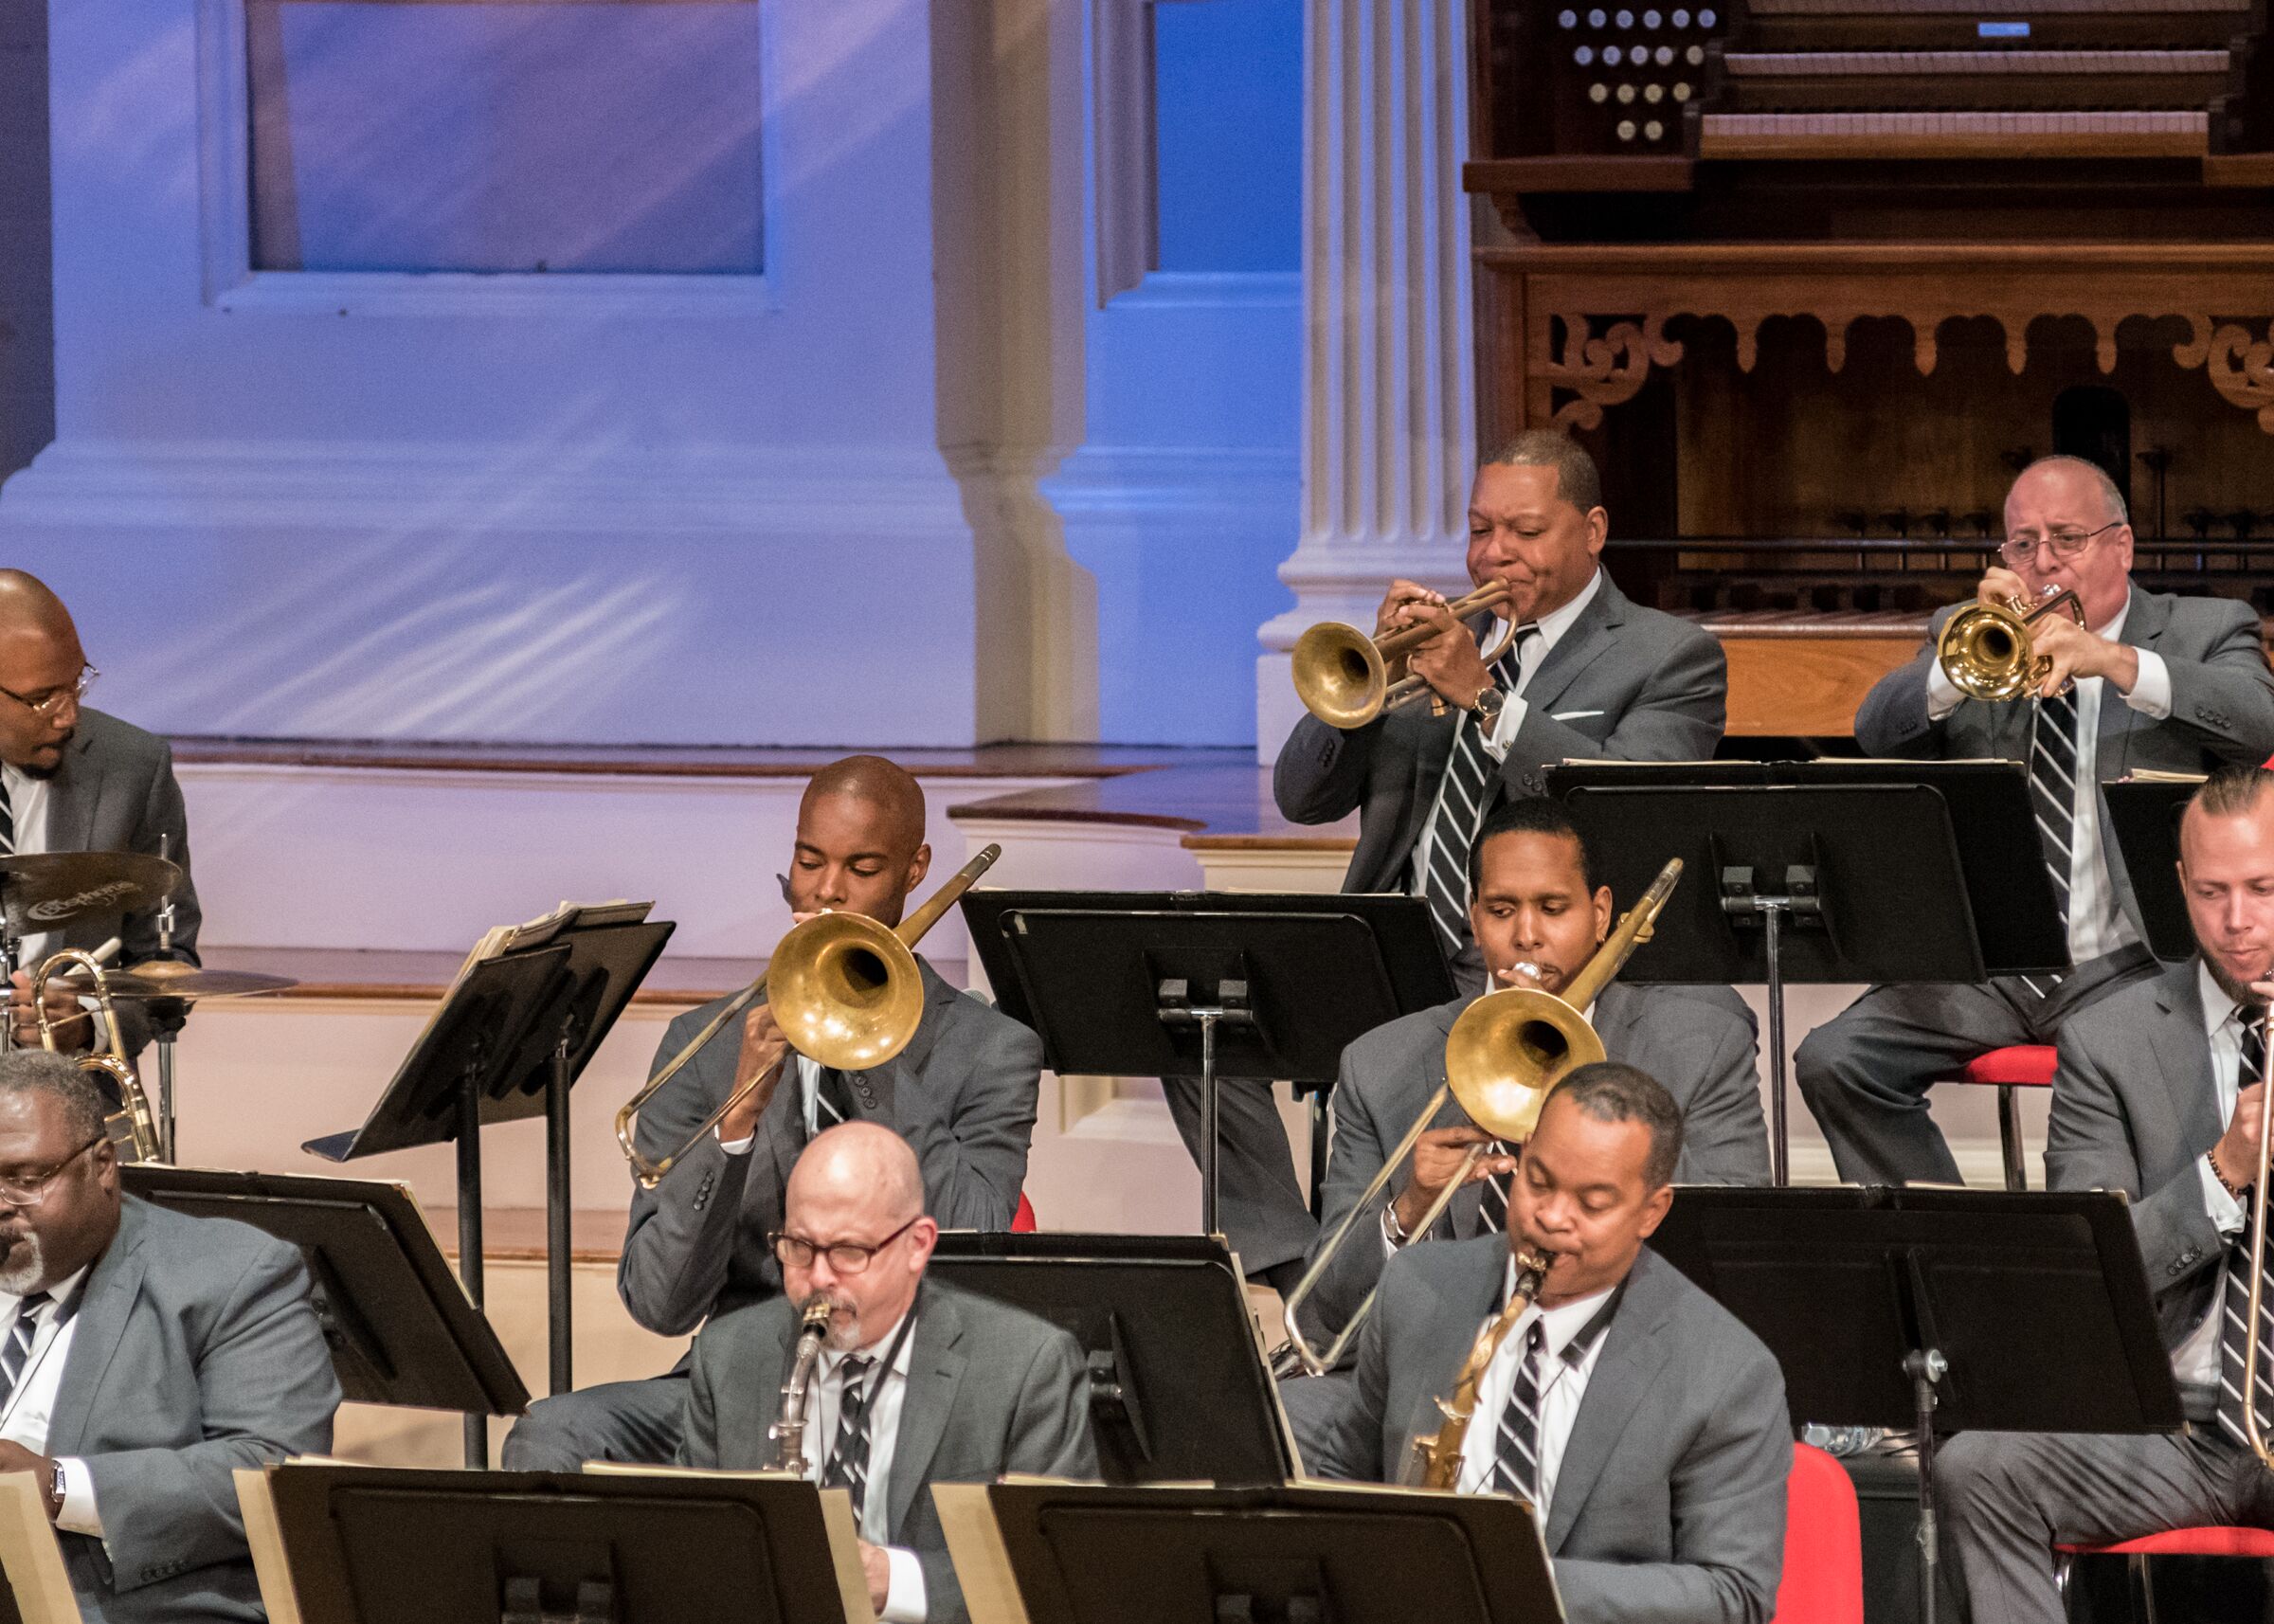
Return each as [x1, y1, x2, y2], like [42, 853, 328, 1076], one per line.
[1410, 1246, 1556, 1490]
[769, 1295, 838, 1474]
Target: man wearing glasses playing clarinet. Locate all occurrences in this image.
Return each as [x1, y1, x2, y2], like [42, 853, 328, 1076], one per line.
[1798, 455, 2274, 1188]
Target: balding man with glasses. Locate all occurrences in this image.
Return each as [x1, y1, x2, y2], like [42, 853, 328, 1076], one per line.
[0, 570, 200, 1062]
[1796, 455, 2274, 1186]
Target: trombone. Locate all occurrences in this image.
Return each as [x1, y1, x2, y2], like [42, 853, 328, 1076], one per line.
[1936, 584, 2084, 702]
[1291, 580, 1520, 729]
[1280, 857, 1684, 1374]
[2242, 1002, 2274, 1468]
[31, 948, 163, 1163]
[614, 844, 1001, 1189]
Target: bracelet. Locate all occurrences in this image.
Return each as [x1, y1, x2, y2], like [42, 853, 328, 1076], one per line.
[2211, 1151, 2251, 1202]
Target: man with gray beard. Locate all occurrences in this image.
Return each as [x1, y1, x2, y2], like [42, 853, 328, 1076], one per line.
[0, 1051, 337, 1623]
[678, 1122, 1095, 1624]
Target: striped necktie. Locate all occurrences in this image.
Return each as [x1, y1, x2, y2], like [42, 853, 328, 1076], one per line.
[811, 1064, 857, 1133]
[1472, 1142, 1516, 1235]
[2019, 691, 2081, 999]
[0, 774, 13, 857]
[1490, 1320, 1548, 1504]
[2216, 1010, 2271, 1451]
[1420, 628, 1539, 956]
[822, 1354, 875, 1518]
[0, 1292, 49, 1411]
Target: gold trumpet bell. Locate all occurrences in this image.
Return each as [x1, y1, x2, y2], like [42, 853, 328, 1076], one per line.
[1442, 988, 1605, 1143]
[767, 911, 928, 1073]
[1291, 621, 1392, 731]
[1936, 599, 2035, 702]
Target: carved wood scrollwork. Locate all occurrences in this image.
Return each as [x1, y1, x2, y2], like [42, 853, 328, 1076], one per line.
[2175, 317, 2274, 433]
[1543, 313, 1685, 430]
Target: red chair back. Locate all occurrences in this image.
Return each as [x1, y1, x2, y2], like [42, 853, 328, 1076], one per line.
[1012, 1192, 1038, 1233]
[1773, 1443, 1865, 1624]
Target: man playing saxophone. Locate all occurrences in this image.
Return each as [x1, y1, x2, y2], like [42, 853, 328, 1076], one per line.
[1304, 1064, 1790, 1624]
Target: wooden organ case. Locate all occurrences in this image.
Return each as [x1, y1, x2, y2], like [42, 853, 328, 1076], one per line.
[1466, 0, 2274, 735]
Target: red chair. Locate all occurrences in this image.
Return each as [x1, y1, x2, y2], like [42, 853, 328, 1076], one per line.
[2056, 1526, 2274, 1622]
[1773, 1443, 1865, 1624]
[1935, 1044, 2056, 1191]
[1012, 1192, 1037, 1233]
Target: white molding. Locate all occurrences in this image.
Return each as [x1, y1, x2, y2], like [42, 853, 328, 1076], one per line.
[193, 0, 782, 316]
[0, 438, 966, 535]
[1110, 271, 1302, 312]
[1091, 0, 1158, 306]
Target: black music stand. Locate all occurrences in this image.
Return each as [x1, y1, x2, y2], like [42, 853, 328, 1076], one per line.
[936, 1480, 1560, 1624]
[1549, 761, 2067, 1183]
[929, 1232, 1295, 1484]
[961, 891, 1454, 1235]
[254, 1462, 869, 1624]
[2106, 776, 2205, 964]
[121, 1164, 528, 1417]
[1649, 1185, 2183, 1624]
[305, 907, 674, 1463]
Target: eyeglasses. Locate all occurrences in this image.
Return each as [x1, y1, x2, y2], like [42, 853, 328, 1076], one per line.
[1997, 521, 2121, 568]
[770, 1216, 919, 1274]
[0, 1133, 106, 1206]
[0, 664, 98, 719]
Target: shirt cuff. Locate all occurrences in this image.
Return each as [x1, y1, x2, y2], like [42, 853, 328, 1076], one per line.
[2121, 649, 2173, 718]
[716, 1130, 756, 1156]
[2202, 1154, 2247, 1235]
[56, 1457, 100, 1538]
[1476, 694, 1528, 762]
[1924, 659, 1965, 721]
[881, 1544, 928, 1623]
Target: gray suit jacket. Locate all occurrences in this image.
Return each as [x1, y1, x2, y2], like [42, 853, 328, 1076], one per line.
[1301, 983, 1771, 1344]
[1307, 1237, 1789, 1624]
[1856, 586, 2274, 945]
[30, 709, 202, 1058]
[2048, 957, 2238, 1389]
[678, 1277, 1098, 1624]
[49, 1195, 339, 1624]
[619, 958, 1043, 1339]
[1273, 573, 1726, 895]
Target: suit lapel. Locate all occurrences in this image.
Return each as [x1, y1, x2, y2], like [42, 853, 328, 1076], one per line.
[1417, 1000, 1491, 1238]
[40, 731, 101, 852]
[1519, 574, 1623, 718]
[2158, 964, 2226, 1154]
[44, 1198, 150, 1458]
[1397, 1241, 1507, 1470]
[887, 1288, 968, 1543]
[1546, 1252, 1676, 1552]
[2100, 587, 2168, 746]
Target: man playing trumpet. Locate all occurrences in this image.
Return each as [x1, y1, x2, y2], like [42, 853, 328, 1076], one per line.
[1799, 455, 2274, 1187]
[1187, 434, 1728, 1290]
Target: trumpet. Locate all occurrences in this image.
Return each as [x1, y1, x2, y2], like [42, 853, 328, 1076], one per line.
[1280, 857, 1684, 1374]
[1291, 581, 1521, 729]
[31, 948, 162, 1163]
[614, 845, 1001, 1189]
[1411, 1245, 1556, 1489]
[1936, 584, 2084, 702]
[2241, 1002, 2274, 1469]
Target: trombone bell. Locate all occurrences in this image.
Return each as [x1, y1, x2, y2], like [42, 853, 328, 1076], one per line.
[767, 913, 928, 1074]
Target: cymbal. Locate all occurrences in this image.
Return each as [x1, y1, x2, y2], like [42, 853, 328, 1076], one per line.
[83, 965, 299, 1002]
[0, 851, 182, 933]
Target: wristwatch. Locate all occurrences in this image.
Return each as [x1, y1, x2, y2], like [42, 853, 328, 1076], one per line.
[47, 1460, 64, 1517]
[1471, 684, 1507, 731]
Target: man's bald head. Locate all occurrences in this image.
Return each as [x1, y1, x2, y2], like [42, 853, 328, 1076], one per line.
[789, 1120, 926, 1222]
[0, 573, 87, 774]
[787, 756, 932, 929]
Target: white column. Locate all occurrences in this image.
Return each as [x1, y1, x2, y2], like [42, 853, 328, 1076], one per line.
[1255, 0, 1476, 762]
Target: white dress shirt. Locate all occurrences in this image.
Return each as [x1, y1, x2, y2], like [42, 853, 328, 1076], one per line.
[1454, 1261, 1616, 1525]
[1923, 600, 2170, 963]
[1409, 568, 1607, 900]
[808, 1311, 926, 1623]
[2175, 964, 2254, 1388]
[0, 1266, 100, 1537]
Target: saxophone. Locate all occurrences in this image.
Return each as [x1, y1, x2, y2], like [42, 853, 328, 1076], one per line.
[1410, 1245, 1556, 1490]
[769, 1296, 838, 1473]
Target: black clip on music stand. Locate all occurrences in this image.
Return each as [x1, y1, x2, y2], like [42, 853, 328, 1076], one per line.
[960, 891, 1455, 1236]
[1650, 1185, 2183, 1624]
[1549, 762, 2069, 1183]
[937, 1479, 1561, 1624]
[256, 1462, 870, 1624]
[122, 1163, 530, 1418]
[929, 1231, 1297, 1484]
[304, 911, 673, 1464]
